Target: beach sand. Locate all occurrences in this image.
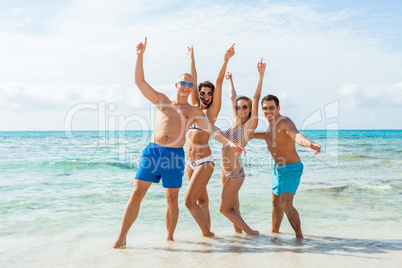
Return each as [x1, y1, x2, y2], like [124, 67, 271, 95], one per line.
[2, 228, 401, 267]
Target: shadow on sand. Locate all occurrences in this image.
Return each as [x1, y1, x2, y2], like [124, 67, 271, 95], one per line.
[138, 233, 402, 257]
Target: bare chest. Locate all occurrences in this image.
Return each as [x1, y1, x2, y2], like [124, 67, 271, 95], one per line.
[266, 127, 287, 149]
[156, 104, 193, 126]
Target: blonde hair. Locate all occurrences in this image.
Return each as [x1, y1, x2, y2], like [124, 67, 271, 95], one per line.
[233, 96, 252, 127]
[178, 73, 194, 81]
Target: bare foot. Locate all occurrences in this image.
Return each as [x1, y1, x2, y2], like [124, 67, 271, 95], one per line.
[112, 237, 126, 249]
[202, 231, 215, 237]
[246, 230, 259, 235]
[167, 237, 175, 241]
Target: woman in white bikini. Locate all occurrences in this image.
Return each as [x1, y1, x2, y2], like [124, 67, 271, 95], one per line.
[220, 58, 266, 235]
[184, 44, 235, 237]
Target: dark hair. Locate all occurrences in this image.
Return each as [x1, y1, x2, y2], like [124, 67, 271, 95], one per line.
[198, 81, 214, 92]
[198, 81, 215, 109]
[261, 94, 279, 107]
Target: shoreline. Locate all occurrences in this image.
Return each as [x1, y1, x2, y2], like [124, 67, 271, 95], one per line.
[2, 228, 401, 267]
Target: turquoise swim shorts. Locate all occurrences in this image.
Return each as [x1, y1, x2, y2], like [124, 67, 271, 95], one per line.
[135, 142, 185, 188]
[272, 161, 304, 196]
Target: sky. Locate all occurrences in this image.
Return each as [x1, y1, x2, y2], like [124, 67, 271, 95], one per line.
[0, 0, 401, 131]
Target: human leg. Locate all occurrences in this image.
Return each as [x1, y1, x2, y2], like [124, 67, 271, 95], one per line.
[187, 157, 214, 227]
[280, 192, 303, 238]
[195, 162, 214, 228]
[198, 187, 211, 228]
[187, 165, 210, 225]
[219, 177, 259, 235]
[113, 179, 153, 248]
[165, 188, 180, 241]
[220, 170, 242, 233]
[185, 163, 214, 237]
[274, 162, 303, 238]
[271, 193, 284, 233]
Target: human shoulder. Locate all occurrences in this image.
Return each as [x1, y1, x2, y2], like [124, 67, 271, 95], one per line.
[276, 115, 290, 126]
[154, 93, 172, 107]
[276, 116, 296, 130]
[180, 103, 204, 119]
[277, 116, 300, 138]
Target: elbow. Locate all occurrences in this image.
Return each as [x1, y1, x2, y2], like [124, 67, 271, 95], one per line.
[134, 78, 145, 86]
[134, 77, 140, 85]
[253, 93, 261, 101]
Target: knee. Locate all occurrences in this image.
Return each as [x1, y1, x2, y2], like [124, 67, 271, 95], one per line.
[166, 194, 179, 205]
[272, 199, 281, 209]
[129, 189, 145, 203]
[184, 196, 196, 209]
[280, 200, 293, 213]
[219, 204, 230, 216]
[219, 206, 226, 215]
[198, 196, 209, 207]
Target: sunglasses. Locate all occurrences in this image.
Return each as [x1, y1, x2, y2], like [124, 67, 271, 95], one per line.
[199, 91, 213, 97]
[262, 105, 276, 111]
[177, 81, 195, 88]
[236, 105, 249, 110]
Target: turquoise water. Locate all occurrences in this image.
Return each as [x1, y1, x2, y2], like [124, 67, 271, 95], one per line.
[1, 130, 401, 264]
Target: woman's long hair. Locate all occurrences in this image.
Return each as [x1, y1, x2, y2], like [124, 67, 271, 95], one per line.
[233, 95, 252, 128]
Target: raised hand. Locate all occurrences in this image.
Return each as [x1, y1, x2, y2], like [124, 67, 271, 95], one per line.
[257, 57, 266, 74]
[136, 37, 147, 55]
[224, 43, 235, 60]
[225, 72, 232, 80]
[187, 45, 194, 60]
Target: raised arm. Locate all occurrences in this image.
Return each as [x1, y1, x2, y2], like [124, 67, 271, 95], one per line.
[284, 118, 321, 155]
[246, 58, 266, 133]
[187, 46, 199, 106]
[225, 72, 237, 116]
[135, 37, 167, 105]
[207, 44, 235, 122]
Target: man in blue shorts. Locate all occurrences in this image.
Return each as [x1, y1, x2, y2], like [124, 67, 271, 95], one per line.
[113, 38, 244, 248]
[254, 94, 321, 238]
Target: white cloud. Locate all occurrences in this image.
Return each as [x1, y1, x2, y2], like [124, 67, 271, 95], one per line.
[339, 83, 362, 96]
[0, 0, 401, 130]
[0, 83, 158, 112]
[339, 82, 402, 108]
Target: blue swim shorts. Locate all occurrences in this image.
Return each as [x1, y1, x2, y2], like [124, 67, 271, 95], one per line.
[272, 161, 304, 196]
[135, 142, 185, 188]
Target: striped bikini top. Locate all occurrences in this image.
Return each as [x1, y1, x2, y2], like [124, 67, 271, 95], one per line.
[224, 126, 243, 144]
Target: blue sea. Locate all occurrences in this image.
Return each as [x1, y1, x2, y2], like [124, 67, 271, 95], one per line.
[1, 130, 401, 267]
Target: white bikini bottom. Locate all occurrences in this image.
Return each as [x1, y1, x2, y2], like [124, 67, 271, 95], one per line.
[186, 155, 214, 170]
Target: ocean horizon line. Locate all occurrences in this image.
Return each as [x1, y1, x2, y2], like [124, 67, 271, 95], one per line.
[1, 128, 401, 132]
